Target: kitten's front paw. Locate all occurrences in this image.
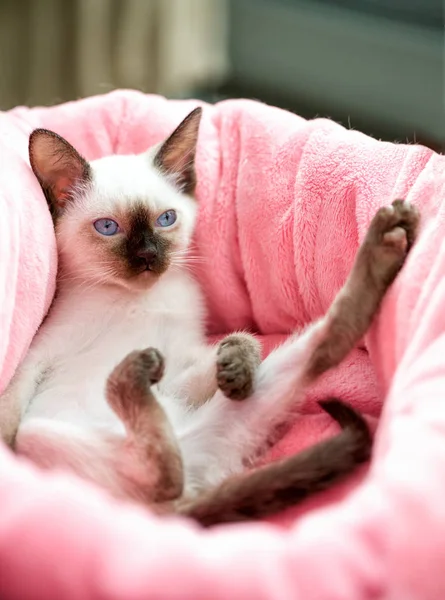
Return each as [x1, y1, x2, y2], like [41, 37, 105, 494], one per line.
[362, 199, 419, 286]
[136, 348, 165, 385]
[216, 334, 261, 401]
[110, 348, 165, 391]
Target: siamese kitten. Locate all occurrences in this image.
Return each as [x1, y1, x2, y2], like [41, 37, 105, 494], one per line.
[0, 107, 419, 526]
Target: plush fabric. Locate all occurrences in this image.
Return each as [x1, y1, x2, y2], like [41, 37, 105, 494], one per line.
[0, 90, 444, 599]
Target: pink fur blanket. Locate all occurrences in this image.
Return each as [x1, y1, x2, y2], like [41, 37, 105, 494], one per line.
[1, 90, 445, 600]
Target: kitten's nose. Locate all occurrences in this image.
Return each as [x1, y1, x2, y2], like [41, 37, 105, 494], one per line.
[136, 246, 158, 269]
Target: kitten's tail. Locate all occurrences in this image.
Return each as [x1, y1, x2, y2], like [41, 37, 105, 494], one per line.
[173, 399, 371, 526]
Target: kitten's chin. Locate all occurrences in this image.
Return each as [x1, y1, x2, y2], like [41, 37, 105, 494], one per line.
[117, 270, 162, 292]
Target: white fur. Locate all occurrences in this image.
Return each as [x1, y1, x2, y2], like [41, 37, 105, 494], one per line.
[9, 149, 329, 500]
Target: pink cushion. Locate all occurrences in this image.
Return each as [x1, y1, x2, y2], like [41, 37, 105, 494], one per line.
[1, 89, 445, 599]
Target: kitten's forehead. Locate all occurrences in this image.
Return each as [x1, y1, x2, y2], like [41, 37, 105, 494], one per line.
[89, 153, 180, 213]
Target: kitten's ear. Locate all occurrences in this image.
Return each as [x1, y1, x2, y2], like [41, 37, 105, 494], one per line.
[153, 107, 202, 195]
[29, 129, 91, 218]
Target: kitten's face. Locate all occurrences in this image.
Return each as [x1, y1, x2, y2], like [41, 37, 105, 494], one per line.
[55, 152, 198, 290]
[28, 108, 202, 291]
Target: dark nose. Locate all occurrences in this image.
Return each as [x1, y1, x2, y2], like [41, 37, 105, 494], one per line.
[136, 246, 158, 269]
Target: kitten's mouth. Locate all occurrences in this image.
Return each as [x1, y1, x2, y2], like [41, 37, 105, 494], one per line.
[132, 256, 166, 278]
[134, 258, 155, 274]
[137, 263, 162, 278]
[137, 267, 154, 278]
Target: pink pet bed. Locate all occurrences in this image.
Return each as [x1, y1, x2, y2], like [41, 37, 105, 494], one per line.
[1, 90, 445, 600]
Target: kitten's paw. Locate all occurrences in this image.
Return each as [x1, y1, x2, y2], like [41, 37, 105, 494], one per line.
[216, 334, 261, 401]
[109, 348, 165, 392]
[132, 348, 165, 385]
[362, 199, 419, 285]
[106, 348, 165, 420]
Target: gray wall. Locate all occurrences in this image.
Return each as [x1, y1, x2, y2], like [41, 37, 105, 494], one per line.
[228, 0, 444, 145]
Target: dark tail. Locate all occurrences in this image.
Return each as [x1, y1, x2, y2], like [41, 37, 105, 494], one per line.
[175, 399, 372, 526]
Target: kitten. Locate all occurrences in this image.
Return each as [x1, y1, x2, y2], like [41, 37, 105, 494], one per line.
[0, 108, 419, 525]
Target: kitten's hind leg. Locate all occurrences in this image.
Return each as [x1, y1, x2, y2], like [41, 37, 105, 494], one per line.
[173, 200, 418, 497]
[216, 333, 262, 400]
[106, 348, 183, 503]
[304, 199, 419, 380]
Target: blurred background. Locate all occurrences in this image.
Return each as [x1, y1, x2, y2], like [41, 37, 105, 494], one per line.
[0, 0, 443, 150]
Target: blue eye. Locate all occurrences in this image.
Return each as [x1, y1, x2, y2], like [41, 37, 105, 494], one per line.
[156, 210, 177, 228]
[93, 218, 119, 236]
